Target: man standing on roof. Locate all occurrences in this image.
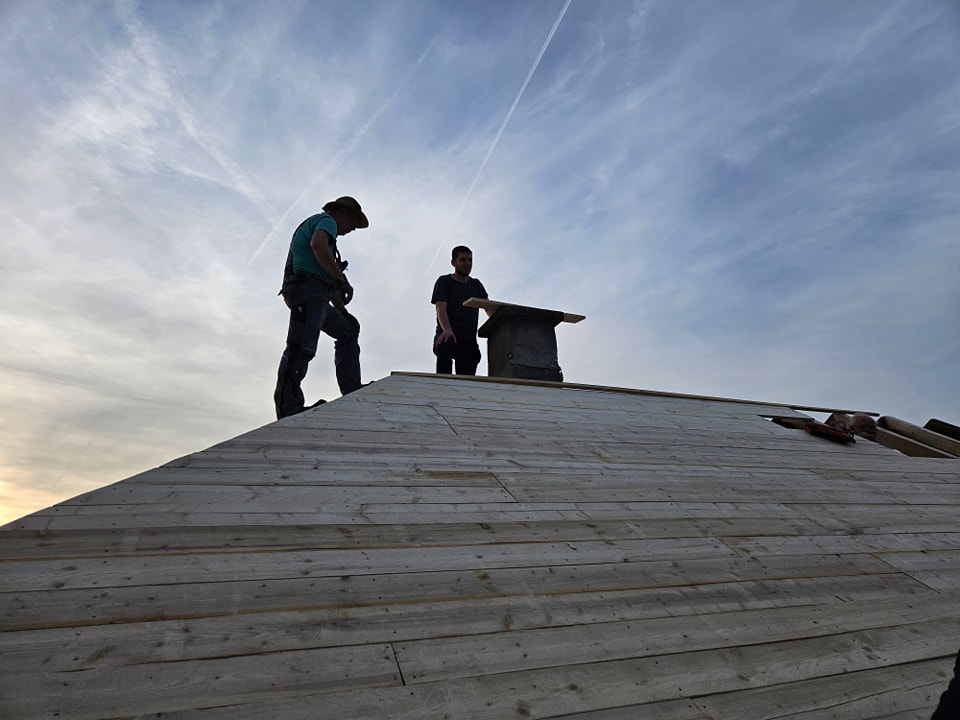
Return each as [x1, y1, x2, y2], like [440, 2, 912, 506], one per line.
[431, 245, 489, 376]
[274, 196, 369, 419]
[932, 647, 960, 718]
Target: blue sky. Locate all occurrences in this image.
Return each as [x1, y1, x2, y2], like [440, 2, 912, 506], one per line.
[1, 0, 958, 524]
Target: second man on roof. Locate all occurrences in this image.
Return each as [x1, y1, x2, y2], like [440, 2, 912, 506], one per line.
[431, 245, 489, 376]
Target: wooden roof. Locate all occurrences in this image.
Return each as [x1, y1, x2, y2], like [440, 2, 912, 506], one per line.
[2, 372, 959, 718]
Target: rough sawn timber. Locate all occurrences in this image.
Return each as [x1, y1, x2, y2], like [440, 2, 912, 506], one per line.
[1, 372, 958, 719]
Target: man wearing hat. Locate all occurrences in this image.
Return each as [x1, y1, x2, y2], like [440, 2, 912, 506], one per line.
[273, 196, 369, 418]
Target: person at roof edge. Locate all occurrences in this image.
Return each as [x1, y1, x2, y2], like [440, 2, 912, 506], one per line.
[273, 196, 368, 419]
[431, 245, 490, 376]
[931, 647, 960, 719]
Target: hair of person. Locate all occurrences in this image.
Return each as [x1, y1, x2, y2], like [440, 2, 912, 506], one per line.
[451, 245, 472, 260]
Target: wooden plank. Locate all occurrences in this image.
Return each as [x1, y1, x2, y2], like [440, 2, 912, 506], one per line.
[503, 481, 952, 506]
[7, 511, 373, 531]
[248, 421, 820, 444]
[0, 536, 735, 592]
[926, 418, 960, 442]
[788, 503, 960, 534]
[43, 483, 516, 510]
[693, 658, 950, 720]
[463, 296, 586, 323]
[21, 495, 951, 535]
[724, 532, 960, 557]
[167, 416, 928, 468]
[880, 416, 960, 457]
[390, 372, 876, 416]
[157, 458, 526, 473]
[0, 555, 909, 631]
[814, 468, 960, 483]
[0, 515, 827, 561]
[394, 602, 960, 683]
[376, 374, 824, 428]
[126, 467, 503, 487]
[489, 468, 822, 487]
[877, 549, 960, 572]
[873, 426, 955, 458]
[0, 643, 401, 719]
[364, 515, 825, 537]
[109, 625, 956, 720]
[545, 700, 710, 720]
[7, 584, 949, 674]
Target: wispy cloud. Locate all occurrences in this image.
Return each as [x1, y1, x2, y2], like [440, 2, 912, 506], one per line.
[250, 26, 449, 264]
[437, 0, 573, 253]
[115, 0, 276, 217]
[1, 0, 958, 525]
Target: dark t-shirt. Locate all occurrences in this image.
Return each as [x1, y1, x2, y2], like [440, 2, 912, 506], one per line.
[431, 274, 488, 340]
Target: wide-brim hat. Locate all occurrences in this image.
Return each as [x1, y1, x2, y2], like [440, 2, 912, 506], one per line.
[323, 196, 369, 228]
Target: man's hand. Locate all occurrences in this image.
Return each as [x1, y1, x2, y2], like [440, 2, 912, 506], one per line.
[434, 328, 456, 347]
[336, 278, 354, 305]
[434, 301, 456, 347]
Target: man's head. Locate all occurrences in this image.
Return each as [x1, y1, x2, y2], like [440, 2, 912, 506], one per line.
[323, 196, 369, 235]
[450, 245, 473, 279]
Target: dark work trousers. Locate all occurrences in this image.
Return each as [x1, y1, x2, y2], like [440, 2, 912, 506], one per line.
[274, 277, 361, 419]
[433, 334, 481, 376]
[932, 647, 960, 719]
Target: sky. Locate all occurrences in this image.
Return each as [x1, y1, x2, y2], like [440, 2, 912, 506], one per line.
[1, 0, 958, 526]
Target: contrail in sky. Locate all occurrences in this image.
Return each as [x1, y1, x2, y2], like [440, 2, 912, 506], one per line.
[249, 31, 446, 265]
[424, 0, 573, 276]
[117, 0, 277, 223]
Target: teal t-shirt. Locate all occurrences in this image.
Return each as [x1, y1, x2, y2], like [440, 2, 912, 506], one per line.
[290, 213, 338, 279]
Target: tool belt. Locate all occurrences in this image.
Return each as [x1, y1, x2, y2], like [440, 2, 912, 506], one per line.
[279, 269, 335, 297]
[283, 270, 329, 286]
[278, 251, 350, 315]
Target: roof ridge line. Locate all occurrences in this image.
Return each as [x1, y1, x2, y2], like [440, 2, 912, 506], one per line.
[388, 371, 878, 416]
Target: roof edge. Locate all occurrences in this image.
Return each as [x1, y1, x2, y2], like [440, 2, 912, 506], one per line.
[389, 371, 878, 416]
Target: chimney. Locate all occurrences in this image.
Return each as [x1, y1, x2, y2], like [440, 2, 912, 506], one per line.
[466, 299, 585, 382]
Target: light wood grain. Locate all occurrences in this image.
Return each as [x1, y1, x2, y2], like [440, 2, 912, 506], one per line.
[1, 372, 957, 719]
[881, 415, 960, 456]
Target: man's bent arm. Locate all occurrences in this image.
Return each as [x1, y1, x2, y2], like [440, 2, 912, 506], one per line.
[434, 302, 456, 345]
[310, 229, 347, 282]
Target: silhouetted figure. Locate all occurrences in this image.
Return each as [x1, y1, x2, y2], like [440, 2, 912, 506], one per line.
[431, 245, 488, 376]
[931, 647, 960, 719]
[274, 196, 369, 418]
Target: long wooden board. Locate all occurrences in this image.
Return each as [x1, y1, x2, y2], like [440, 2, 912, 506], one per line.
[463, 296, 586, 323]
